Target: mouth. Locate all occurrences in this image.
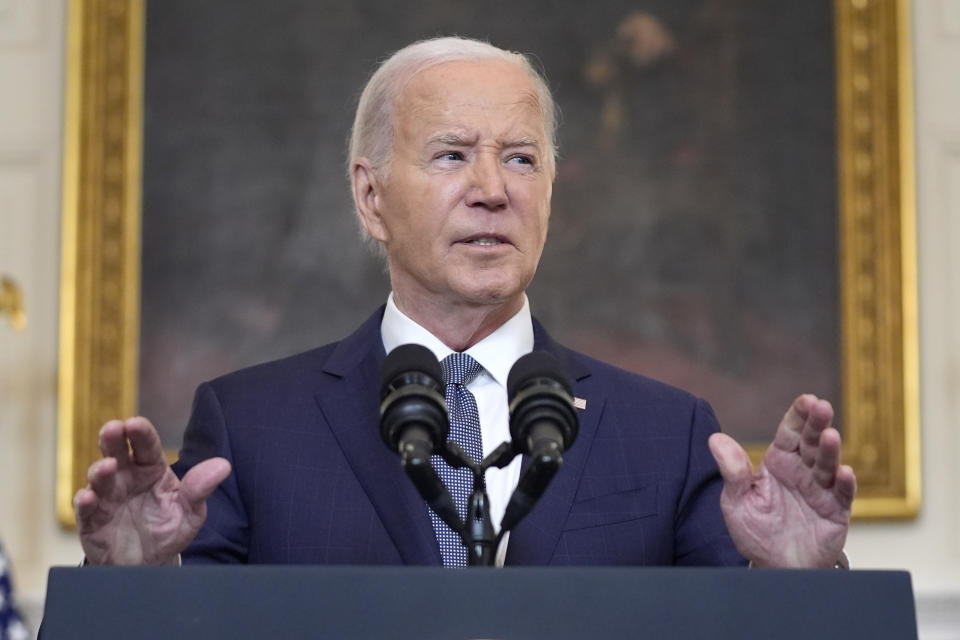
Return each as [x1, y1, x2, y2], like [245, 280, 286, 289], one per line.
[458, 233, 511, 247]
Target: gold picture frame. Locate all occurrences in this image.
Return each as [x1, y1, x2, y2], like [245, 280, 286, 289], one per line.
[56, 0, 919, 527]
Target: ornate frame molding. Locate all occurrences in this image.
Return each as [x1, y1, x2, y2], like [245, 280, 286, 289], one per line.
[56, 0, 919, 526]
[834, 0, 920, 517]
[57, 0, 143, 526]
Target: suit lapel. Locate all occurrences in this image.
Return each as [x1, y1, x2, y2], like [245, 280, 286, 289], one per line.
[505, 319, 605, 565]
[314, 308, 442, 565]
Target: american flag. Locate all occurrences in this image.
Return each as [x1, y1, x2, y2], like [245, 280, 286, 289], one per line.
[0, 541, 27, 640]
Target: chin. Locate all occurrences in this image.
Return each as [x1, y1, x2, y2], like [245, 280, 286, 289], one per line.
[447, 262, 535, 305]
[456, 278, 528, 308]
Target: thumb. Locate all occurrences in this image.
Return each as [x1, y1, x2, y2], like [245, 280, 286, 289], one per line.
[180, 457, 232, 509]
[708, 433, 754, 496]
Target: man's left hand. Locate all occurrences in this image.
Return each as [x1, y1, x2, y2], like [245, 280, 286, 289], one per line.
[707, 394, 857, 568]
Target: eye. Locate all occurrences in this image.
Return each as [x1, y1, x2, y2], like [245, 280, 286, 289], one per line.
[507, 154, 535, 167]
[436, 151, 464, 162]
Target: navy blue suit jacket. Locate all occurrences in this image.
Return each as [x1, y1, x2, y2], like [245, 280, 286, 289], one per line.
[173, 307, 745, 567]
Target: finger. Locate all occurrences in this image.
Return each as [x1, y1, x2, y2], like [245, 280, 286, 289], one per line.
[812, 428, 841, 488]
[73, 486, 113, 534]
[98, 420, 130, 465]
[708, 433, 754, 498]
[73, 487, 100, 523]
[180, 458, 232, 510]
[799, 399, 834, 467]
[124, 416, 166, 466]
[834, 464, 857, 510]
[86, 457, 119, 498]
[772, 394, 817, 453]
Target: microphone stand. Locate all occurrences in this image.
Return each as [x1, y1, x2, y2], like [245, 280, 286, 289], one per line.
[383, 348, 578, 568]
[441, 440, 519, 567]
[465, 488, 495, 566]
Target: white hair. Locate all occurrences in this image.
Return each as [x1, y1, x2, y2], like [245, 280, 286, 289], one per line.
[348, 36, 558, 180]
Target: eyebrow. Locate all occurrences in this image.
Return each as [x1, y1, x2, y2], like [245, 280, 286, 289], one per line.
[426, 133, 476, 147]
[503, 136, 540, 149]
[425, 133, 542, 149]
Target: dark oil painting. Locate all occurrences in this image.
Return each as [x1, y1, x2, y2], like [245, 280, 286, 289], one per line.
[140, 0, 838, 448]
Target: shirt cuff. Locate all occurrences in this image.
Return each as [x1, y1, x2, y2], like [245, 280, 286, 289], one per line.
[747, 550, 850, 569]
[81, 554, 182, 567]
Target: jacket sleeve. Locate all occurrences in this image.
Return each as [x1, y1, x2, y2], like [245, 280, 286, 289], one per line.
[171, 382, 250, 564]
[673, 397, 747, 567]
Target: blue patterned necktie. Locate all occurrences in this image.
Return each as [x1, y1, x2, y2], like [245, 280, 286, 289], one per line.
[430, 352, 485, 567]
[0, 541, 27, 640]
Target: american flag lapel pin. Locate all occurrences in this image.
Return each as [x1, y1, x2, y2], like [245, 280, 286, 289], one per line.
[573, 397, 587, 410]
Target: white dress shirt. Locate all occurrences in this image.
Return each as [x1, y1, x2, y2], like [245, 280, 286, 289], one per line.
[380, 293, 532, 566]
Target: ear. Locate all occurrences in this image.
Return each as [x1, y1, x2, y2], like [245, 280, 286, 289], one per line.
[351, 159, 390, 243]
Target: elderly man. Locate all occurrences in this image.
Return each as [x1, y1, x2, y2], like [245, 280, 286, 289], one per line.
[75, 37, 855, 569]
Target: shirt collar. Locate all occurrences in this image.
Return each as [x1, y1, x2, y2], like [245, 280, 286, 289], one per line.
[380, 293, 534, 387]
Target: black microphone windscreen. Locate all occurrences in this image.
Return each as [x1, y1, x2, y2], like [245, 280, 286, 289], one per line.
[507, 351, 572, 399]
[381, 344, 443, 393]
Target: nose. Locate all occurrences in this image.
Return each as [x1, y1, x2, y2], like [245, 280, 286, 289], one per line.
[466, 155, 508, 210]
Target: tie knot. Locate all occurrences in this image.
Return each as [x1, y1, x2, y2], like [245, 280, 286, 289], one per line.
[441, 352, 483, 386]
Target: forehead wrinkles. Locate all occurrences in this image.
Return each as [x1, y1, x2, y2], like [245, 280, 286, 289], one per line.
[393, 64, 547, 145]
[399, 95, 547, 150]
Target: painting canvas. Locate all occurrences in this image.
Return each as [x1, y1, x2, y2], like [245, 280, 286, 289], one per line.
[138, 0, 838, 449]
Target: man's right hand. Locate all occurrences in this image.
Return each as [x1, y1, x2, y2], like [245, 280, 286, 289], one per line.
[73, 417, 231, 566]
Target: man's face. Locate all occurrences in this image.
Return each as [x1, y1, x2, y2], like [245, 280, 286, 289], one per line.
[364, 59, 553, 317]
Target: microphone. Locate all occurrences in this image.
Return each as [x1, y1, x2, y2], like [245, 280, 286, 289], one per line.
[499, 351, 579, 533]
[379, 344, 461, 532]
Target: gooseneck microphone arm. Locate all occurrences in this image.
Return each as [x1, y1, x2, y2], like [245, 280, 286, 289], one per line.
[435, 438, 497, 566]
